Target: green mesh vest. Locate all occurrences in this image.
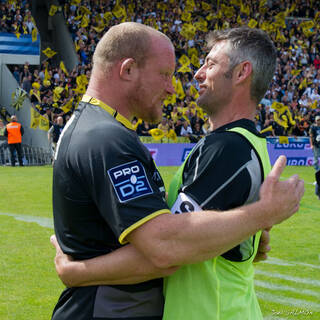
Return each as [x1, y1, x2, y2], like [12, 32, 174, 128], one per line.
[164, 127, 271, 320]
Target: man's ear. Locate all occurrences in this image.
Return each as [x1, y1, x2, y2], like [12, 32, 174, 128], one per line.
[234, 61, 252, 84]
[119, 58, 138, 80]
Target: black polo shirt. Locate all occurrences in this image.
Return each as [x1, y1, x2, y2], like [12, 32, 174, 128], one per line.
[52, 95, 170, 320]
[174, 119, 265, 262]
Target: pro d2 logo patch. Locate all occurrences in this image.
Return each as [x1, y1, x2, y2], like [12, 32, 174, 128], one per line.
[108, 160, 153, 203]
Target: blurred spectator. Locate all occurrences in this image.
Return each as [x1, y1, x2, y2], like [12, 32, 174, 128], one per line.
[4, 115, 24, 167]
[48, 116, 65, 160]
[309, 115, 320, 171]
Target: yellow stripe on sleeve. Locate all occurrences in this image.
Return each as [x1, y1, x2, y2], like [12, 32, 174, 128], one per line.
[119, 209, 171, 245]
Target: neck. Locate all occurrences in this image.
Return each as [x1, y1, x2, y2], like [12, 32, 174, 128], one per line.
[86, 70, 133, 121]
[209, 97, 257, 130]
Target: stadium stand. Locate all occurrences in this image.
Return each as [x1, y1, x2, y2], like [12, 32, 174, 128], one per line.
[1, 0, 320, 147]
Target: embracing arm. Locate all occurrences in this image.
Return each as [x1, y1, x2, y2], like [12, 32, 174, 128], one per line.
[127, 155, 304, 268]
[51, 235, 178, 287]
[52, 156, 304, 286]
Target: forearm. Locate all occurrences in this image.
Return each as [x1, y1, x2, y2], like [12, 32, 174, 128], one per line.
[129, 157, 303, 268]
[57, 244, 178, 287]
[129, 203, 267, 268]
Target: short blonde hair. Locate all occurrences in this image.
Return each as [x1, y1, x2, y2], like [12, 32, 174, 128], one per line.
[93, 22, 169, 72]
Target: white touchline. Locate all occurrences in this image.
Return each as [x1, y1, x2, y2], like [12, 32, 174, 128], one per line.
[257, 291, 320, 311]
[255, 280, 319, 298]
[255, 269, 320, 287]
[263, 257, 320, 270]
[0, 212, 53, 229]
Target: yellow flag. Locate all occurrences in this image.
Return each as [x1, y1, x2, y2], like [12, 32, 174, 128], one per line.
[149, 128, 164, 141]
[240, 3, 250, 16]
[15, 32, 21, 39]
[31, 28, 37, 42]
[112, 4, 125, 18]
[311, 100, 318, 109]
[237, 15, 243, 25]
[93, 25, 105, 33]
[43, 47, 57, 58]
[39, 114, 50, 131]
[178, 65, 192, 73]
[201, 2, 211, 10]
[163, 94, 176, 106]
[59, 61, 69, 76]
[61, 98, 74, 114]
[80, 5, 91, 15]
[176, 79, 185, 100]
[53, 86, 65, 102]
[206, 12, 215, 21]
[188, 47, 198, 58]
[276, 29, 287, 43]
[181, 11, 192, 22]
[195, 19, 208, 32]
[288, 3, 296, 12]
[291, 69, 301, 76]
[49, 5, 58, 16]
[180, 23, 196, 40]
[260, 125, 273, 134]
[72, 86, 86, 94]
[157, 3, 167, 10]
[76, 74, 88, 87]
[259, 0, 267, 7]
[179, 54, 191, 66]
[30, 107, 40, 129]
[166, 129, 177, 142]
[103, 11, 113, 22]
[127, 3, 135, 14]
[81, 16, 89, 28]
[271, 101, 285, 113]
[190, 55, 200, 68]
[44, 67, 51, 82]
[278, 136, 289, 144]
[189, 85, 199, 99]
[248, 19, 258, 28]
[298, 78, 307, 90]
[74, 40, 80, 52]
[132, 118, 142, 131]
[300, 20, 314, 29]
[302, 28, 315, 38]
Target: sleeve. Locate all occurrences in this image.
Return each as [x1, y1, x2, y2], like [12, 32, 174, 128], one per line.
[75, 128, 170, 244]
[4, 127, 8, 137]
[181, 132, 263, 211]
[20, 125, 24, 136]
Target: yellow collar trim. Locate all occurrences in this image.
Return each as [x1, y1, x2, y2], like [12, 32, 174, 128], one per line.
[81, 95, 133, 130]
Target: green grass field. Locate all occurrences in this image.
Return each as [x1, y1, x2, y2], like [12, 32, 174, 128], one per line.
[0, 165, 319, 320]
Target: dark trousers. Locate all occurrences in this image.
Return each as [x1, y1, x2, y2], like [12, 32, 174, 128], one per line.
[0, 141, 7, 165]
[8, 143, 23, 166]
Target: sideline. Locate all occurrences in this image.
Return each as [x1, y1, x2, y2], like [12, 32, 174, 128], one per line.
[0, 212, 53, 228]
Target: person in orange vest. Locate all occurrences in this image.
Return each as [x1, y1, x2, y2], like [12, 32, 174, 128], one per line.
[4, 115, 24, 166]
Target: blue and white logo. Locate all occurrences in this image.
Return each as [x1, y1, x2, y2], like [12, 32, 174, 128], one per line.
[181, 148, 193, 162]
[108, 160, 153, 203]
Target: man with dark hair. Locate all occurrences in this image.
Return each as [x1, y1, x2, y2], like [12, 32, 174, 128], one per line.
[309, 115, 320, 171]
[4, 115, 24, 167]
[51, 24, 304, 320]
[48, 116, 64, 160]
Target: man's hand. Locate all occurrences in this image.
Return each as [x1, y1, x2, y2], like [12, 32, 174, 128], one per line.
[50, 235, 179, 287]
[254, 228, 271, 263]
[50, 235, 74, 287]
[259, 155, 305, 228]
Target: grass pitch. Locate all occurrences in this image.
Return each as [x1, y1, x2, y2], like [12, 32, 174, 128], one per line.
[0, 165, 319, 319]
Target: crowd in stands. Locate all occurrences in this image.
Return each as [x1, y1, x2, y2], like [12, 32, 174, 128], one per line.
[2, 0, 320, 141]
